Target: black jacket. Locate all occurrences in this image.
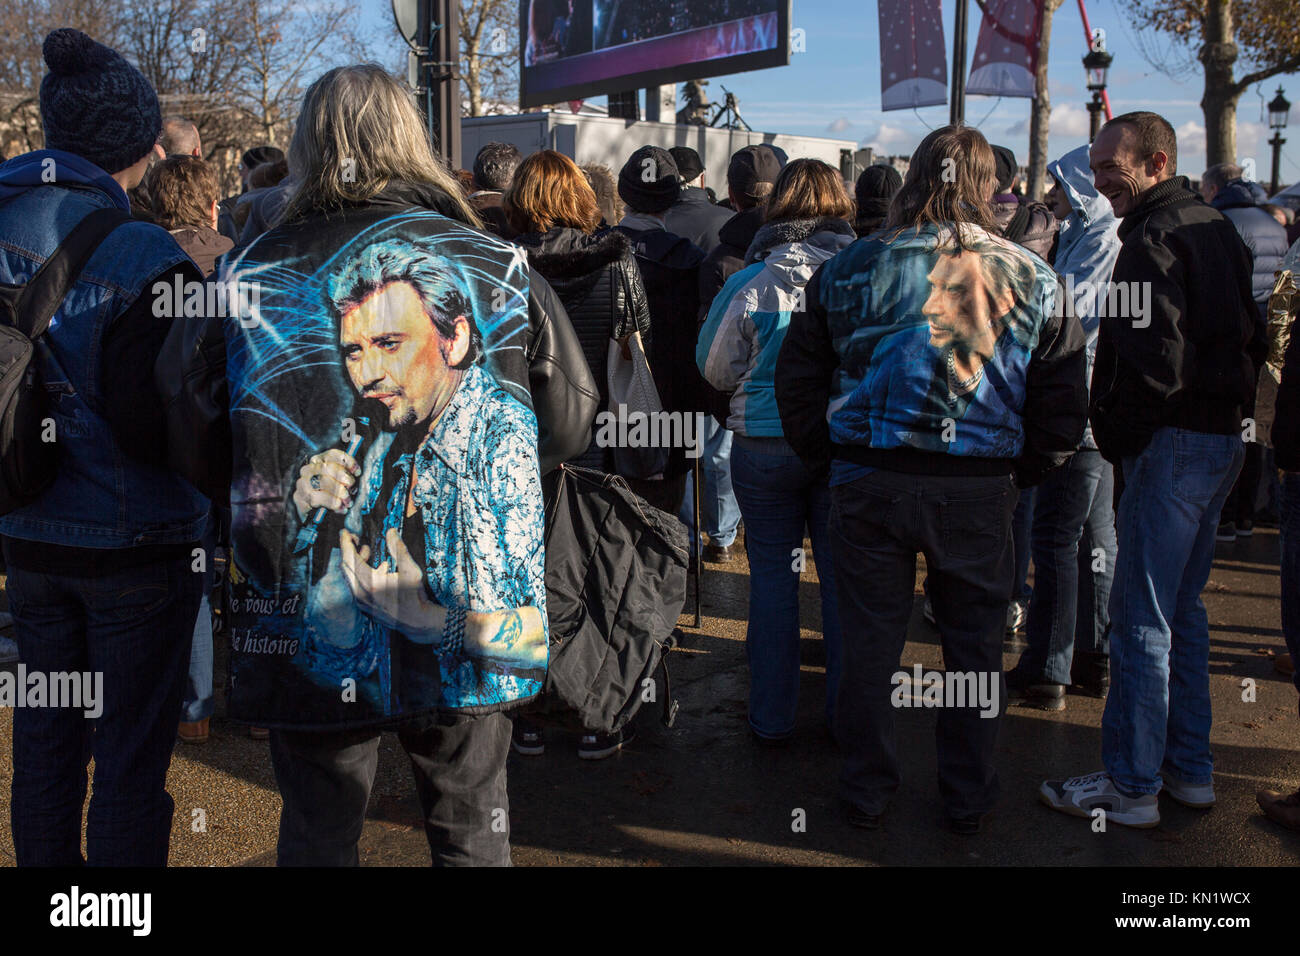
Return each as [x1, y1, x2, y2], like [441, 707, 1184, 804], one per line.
[1274, 310, 1300, 471]
[698, 205, 765, 316]
[664, 186, 733, 255]
[517, 226, 652, 469]
[616, 221, 707, 478]
[469, 190, 516, 240]
[853, 198, 891, 237]
[156, 180, 599, 501]
[1090, 176, 1260, 461]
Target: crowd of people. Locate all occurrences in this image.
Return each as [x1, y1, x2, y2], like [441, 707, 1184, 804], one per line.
[0, 26, 1298, 866]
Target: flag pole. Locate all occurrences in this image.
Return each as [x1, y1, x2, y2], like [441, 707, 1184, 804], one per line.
[950, 0, 969, 125]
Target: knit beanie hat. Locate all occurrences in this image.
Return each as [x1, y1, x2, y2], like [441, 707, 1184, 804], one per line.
[855, 164, 903, 207]
[618, 146, 681, 213]
[39, 29, 162, 174]
[991, 145, 1018, 193]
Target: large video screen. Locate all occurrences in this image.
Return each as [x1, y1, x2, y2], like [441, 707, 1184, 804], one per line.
[520, 0, 789, 108]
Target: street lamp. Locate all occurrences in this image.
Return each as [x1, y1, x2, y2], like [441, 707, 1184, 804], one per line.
[1083, 39, 1113, 144]
[1269, 86, 1290, 196]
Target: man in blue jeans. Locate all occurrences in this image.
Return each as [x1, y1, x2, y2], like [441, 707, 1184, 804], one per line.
[0, 30, 208, 865]
[678, 417, 742, 562]
[1040, 113, 1261, 828]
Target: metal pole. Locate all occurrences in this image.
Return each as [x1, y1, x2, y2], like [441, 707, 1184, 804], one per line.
[692, 455, 702, 628]
[1272, 133, 1285, 197]
[950, 0, 968, 126]
[1076, 0, 1113, 121]
[1088, 94, 1103, 143]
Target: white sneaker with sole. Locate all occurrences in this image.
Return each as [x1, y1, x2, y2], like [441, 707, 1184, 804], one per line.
[1039, 770, 1160, 828]
[1161, 770, 1215, 808]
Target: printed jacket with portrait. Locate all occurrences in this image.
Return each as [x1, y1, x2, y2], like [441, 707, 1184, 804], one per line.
[775, 222, 1088, 487]
[158, 181, 599, 729]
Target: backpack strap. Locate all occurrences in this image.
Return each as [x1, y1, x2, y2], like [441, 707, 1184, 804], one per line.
[12, 206, 134, 341]
[1002, 202, 1033, 245]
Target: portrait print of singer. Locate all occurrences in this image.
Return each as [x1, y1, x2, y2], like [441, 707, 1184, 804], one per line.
[856, 234, 1039, 458]
[291, 237, 548, 715]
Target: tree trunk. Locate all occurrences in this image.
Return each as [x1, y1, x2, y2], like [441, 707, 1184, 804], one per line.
[1025, 0, 1062, 201]
[1198, 0, 1237, 167]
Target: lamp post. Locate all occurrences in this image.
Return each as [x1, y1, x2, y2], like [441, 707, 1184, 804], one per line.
[1083, 37, 1113, 144]
[1269, 86, 1290, 197]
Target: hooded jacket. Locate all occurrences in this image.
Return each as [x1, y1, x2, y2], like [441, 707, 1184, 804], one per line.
[0, 149, 207, 565]
[1089, 176, 1260, 461]
[775, 223, 1088, 487]
[697, 216, 856, 437]
[1211, 179, 1290, 307]
[157, 181, 599, 726]
[1046, 144, 1122, 450]
[517, 225, 651, 470]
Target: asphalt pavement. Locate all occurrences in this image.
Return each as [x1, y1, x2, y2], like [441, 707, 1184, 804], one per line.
[0, 525, 1297, 866]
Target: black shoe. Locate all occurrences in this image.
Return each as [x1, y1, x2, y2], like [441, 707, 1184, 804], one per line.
[1005, 671, 1067, 711]
[1070, 654, 1110, 698]
[511, 718, 545, 756]
[578, 724, 635, 760]
[1237, 519, 1254, 537]
[845, 802, 883, 830]
[947, 812, 986, 835]
[1216, 521, 1237, 542]
[703, 542, 735, 563]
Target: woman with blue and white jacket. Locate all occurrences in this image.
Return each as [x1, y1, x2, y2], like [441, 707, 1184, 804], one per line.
[696, 159, 857, 742]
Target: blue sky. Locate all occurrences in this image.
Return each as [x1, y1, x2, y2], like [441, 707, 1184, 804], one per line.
[365, 0, 1300, 185]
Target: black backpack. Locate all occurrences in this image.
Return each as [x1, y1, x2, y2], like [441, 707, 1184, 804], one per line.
[0, 206, 131, 514]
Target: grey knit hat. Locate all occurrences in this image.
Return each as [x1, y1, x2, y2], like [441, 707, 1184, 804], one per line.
[40, 29, 161, 174]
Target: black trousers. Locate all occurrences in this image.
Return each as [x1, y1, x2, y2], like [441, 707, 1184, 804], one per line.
[269, 711, 513, 866]
[830, 469, 1016, 817]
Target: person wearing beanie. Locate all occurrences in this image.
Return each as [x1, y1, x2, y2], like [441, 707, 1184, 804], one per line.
[0, 28, 209, 866]
[854, 164, 902, 236]
[615, 146, 707, 515]
[665, 146, 732, 255]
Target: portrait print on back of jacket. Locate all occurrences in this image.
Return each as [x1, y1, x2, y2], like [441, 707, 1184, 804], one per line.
[828, 226, 1052, 459]
[219, 214, 548, 728]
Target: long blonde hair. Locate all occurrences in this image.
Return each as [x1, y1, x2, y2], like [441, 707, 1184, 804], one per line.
[283, 64, 480, 227]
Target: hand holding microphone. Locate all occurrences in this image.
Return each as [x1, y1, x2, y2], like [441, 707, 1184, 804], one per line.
[293, 448, 362, 523]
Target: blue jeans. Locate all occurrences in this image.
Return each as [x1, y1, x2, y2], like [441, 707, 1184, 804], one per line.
[181, 594, 214, 722]
[1280, 473, 1300, 695]
[1013, 449, 1116, 684]
[730, 436, 841, 738]
[8, 554, 203, 865]
[679, 417, 741, 549]
[1101, 427, 1243, 795]
[1011, 487, 1037, 605]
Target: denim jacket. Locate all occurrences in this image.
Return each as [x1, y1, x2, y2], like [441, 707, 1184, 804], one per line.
[0, 150, 207, 548]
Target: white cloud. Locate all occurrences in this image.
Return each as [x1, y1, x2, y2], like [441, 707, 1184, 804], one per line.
[1050, 103, 1091, 139]
[826, 117, 853, 134]
[1176, 119, 1207, 158]
[861, 122, 914, 152]
[1005, 117, 1029, 136]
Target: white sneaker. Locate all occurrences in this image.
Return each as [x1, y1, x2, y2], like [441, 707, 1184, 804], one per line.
[1039, 770, 1160, 828]
[1161, 770, 1216, 808]
[0, 635, 18, 664]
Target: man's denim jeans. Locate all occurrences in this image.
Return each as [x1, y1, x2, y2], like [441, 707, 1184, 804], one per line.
[270, 711, 513, 866]
[679, 417, 741, 549]
[1014, 449, 1116, 684]
[1011, 486, 1037, 606]
[730, 436, 841, 738]
[1102, 427, 1243, 795]
[8, 555, 203, 865]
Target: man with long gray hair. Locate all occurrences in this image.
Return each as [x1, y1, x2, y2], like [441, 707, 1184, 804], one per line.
[160, 63, 596, 866]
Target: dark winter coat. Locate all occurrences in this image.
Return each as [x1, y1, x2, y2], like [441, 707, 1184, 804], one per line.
[665, 185, 733, 255]
[169, 224, 234, 276]
[517, 226, 652, 469]
[1211, 179, 1291, 307]
[1090, 176, 1261, 461]
[469, 190, 516, 240]
[991, 194, 1058, 262]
